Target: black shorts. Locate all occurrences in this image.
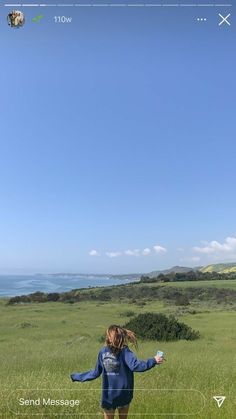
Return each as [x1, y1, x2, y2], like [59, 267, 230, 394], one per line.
[103, 403, 130, 411]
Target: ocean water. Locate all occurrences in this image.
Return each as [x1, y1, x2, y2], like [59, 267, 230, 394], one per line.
[0, 275, 138, 297]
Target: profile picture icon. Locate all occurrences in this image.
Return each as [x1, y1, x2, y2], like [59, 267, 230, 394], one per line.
[7, 10, 25, 28]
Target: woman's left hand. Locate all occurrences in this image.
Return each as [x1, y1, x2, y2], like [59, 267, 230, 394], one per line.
[154, 355, 165, 364]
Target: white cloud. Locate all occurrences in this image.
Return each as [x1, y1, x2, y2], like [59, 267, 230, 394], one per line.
[153, 245, 167, 254]
[89, 249, 100, 256]
[125, 247, 152, 256]
[106, 251, 122, 258]
[142, 248, 151, 256]
[90, 244, 167, 258]
[193, 236, 236, 256]
[125, 249, 140, 257]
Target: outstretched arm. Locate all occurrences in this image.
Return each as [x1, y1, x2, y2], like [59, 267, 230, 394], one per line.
[71, 353, 102, 382]
[124, 347, 157, 372]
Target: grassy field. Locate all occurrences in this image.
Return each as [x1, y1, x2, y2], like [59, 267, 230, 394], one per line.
[142, 279, 236, 290]
[1, 281, 236, 418]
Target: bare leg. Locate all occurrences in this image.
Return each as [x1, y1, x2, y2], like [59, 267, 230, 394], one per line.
[103, 409, 115, 419]
[118, 405, 129, 419]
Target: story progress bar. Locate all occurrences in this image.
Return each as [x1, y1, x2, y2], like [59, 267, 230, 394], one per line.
[3, 3, 233, 7]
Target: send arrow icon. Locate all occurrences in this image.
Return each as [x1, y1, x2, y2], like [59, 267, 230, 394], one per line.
[213, 396, 226, 408]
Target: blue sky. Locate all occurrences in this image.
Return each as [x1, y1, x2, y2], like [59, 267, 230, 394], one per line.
[0, 5, 235, 274]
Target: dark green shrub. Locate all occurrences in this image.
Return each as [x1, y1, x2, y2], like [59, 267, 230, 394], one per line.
[30, 292, 47, 303]
[47, 292, 60, 302]
[175, 295, 190, 306]
[124, 312, 200, 341]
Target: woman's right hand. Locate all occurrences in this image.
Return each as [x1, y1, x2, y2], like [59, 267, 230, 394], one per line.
[154, 355, 164, 364]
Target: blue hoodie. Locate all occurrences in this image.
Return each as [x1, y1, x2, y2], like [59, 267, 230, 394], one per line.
[71, 346, 157, 410]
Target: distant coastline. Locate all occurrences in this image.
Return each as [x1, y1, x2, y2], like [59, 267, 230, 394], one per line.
[0, 274, 140, 298]
[1, 262, 236, 298]
[44, 273, 141, 280]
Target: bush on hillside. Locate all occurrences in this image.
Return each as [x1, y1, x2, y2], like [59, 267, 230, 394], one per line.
[124, 312, 200, 341]
[47, 292, 60, 302]
[175, 294, 190, 306]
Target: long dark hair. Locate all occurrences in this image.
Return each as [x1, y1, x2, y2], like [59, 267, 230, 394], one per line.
[105, 324, 137, 354]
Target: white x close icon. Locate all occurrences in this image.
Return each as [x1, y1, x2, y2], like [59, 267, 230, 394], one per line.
[219, 13, 231, 26]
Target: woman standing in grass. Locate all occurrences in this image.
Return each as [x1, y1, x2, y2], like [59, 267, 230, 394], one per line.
[71, 324, 164, 418]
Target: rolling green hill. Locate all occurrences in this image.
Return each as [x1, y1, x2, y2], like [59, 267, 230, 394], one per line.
[147, 265, 200, 277]
[200, 262, 236, 274]
[148, 262, 236, 277]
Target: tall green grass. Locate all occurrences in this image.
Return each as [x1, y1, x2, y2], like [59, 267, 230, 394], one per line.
[0, 294, 235, 418]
